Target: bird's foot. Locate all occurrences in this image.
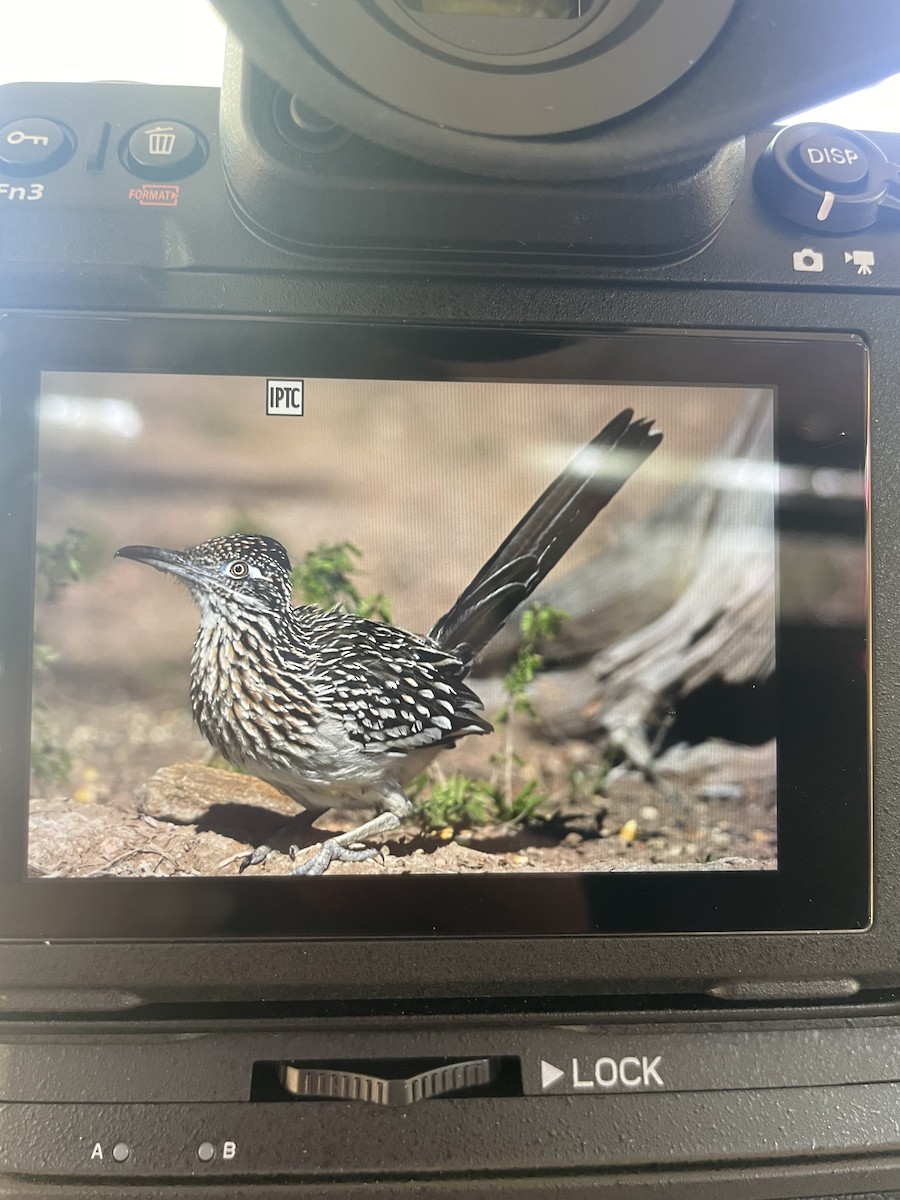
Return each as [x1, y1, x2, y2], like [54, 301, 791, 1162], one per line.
[238, 843, 275, 872]
[236, 787, 411, 876]
[289, 839, 382, 876]
[288, 804, 405, 876]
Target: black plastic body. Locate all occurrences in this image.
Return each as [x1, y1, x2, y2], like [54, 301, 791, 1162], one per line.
[213, 0, 900, 179]
[5, 999, 900, 1191]
[0, 317, 870, 942]
[219, 43, 747, 261]
[1, 78, 900, 1195]
[0, 81, 895, 1006]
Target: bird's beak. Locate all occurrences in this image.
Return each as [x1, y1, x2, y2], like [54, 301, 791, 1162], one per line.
[115, 544, 209, 588]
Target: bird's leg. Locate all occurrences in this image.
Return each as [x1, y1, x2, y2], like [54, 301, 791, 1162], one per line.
[290, 785, 413, 876]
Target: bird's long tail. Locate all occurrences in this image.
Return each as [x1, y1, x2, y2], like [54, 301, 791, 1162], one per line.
[428, 408, 662, 658]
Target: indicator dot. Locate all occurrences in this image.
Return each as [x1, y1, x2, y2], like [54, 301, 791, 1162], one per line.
[197, 1142, 216, 1162]
[112, 1142, 130, 1162]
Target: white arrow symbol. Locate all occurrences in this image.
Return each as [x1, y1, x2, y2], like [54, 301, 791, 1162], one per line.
[541, 1060, 565, 1090]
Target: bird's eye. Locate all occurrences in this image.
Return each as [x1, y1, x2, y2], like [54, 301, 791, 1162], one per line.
[228, 561, 249, 578]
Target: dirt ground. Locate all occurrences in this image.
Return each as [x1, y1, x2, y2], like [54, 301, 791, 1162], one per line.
[28, 373, 777, 877]
[28, 692, 775, 878]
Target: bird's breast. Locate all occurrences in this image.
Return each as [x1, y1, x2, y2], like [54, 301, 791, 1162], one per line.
[190, 617, 319, 767]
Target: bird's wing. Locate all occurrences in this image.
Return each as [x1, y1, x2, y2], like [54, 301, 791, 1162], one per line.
[301, 611, 492, 755]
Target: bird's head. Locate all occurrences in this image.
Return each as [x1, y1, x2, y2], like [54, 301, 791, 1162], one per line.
[116, 534, 294, 617]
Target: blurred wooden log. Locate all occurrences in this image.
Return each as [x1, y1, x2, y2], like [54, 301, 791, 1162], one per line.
[583, 391, 776, 765]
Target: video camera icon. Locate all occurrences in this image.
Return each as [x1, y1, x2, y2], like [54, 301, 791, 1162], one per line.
[792, 248, 824, 273]
[844, 249, 875, 275]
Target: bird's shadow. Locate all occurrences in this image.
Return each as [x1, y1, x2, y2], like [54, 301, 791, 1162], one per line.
[193, 803, 441, 859]
[193, 803, 320, 854]
[189, 803, 598, 860]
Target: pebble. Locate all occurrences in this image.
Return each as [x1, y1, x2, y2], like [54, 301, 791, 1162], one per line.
[567, 743, 594, 765]
[698, 783, 745, 801]
[543, 753, 566, 777]
[619, 818, 638, 844]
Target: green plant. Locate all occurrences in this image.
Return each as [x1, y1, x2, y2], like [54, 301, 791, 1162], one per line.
[31, 640, 71, 789]
[30, 529, 91, 788]
[32, 638, 72, 786]
[410, 770, 497, 831]
[291, 541, 392, 622]
[412, 768, 556, 836]
[566, 760, 614, 806]
[32, 642, 60, 674]
[493, 600, 567, 809]
[494, 602, 567, 723]
[412, 601, 567, 832]
[30, 707, 73, 787]
[491, 777, 549, 825]
[33, 528, 89, 603]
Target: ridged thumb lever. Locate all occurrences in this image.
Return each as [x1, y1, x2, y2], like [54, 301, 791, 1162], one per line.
[280, 1059, 496, 1106]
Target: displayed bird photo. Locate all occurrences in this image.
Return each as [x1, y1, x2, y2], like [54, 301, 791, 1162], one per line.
[27, 373, 790, 877]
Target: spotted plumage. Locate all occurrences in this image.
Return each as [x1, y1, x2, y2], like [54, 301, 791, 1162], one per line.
[116, 409, 661, 873]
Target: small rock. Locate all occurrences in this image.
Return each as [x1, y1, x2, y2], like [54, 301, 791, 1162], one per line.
[136, 762, 298, 824]
[698, 783, 745, 802]
[567, 742, 595, 766]
[619, 818, 638, 844]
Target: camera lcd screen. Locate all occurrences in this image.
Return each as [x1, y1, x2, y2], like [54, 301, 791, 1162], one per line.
[0, 318, 869, 937]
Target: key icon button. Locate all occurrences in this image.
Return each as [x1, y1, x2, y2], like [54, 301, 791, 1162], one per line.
[0, 117, 73, 175]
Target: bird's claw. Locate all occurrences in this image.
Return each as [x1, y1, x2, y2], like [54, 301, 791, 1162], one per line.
[238, 844, 274, 873]
[290, 838, 381, 876]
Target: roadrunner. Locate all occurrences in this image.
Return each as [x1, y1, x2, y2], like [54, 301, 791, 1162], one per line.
[116, 409, 661, 874]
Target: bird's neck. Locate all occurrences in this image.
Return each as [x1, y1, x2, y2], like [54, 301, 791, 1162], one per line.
[189, 605, 290, 749]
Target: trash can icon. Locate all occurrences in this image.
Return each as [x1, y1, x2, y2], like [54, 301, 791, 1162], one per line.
[145, 125, 176, 156]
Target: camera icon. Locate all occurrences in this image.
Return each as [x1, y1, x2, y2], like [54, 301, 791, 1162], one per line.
[792, 247, 824, 272]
